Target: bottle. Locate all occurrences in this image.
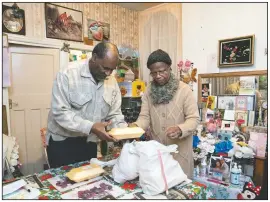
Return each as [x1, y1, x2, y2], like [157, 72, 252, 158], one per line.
[193, 166, 198, 177]
[200, 157, 207, 177]
[230, 163, 240, 185]
[238, 165, 245, 185]
[196, 166, 200, 177]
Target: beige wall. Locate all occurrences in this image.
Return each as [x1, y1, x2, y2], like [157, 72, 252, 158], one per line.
[3, 3, 139, 48]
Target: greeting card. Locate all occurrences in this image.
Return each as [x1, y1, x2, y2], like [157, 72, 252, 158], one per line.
[235, 96, 248, 110]
[248, 132, 267, 158]
[235, 110, 248, 126]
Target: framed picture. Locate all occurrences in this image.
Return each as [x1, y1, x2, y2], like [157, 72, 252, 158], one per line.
[221, 120, 235, 131]
[87, 19, 110, 42]
[209, 155, 233, 182]
[202, 83, 210, 97]
[235, 110, 248, 126]
[218, 35, 255, 67]
[2, 5, 26, 35]
[45, 3, 83, 42]
[235, 96, 248, 110]
[217, 95, 236, 110]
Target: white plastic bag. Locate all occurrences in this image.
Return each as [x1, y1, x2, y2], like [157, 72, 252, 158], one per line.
[135, 140, 187, 196]
[112, 141, 139, 183]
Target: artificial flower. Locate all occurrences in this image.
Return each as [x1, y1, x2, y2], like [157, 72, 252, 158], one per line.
[185, 60, 192, 67]
[177, 60, 184, 68]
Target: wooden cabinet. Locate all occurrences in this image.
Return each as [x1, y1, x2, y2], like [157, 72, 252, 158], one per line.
[253, 154, 267, 186]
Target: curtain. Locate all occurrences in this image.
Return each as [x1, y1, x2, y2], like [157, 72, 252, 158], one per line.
[139, 3, 182, 84]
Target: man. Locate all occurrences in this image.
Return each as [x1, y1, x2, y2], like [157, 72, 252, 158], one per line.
[132, 49, 199, 178]
[46, 42, 127, 168]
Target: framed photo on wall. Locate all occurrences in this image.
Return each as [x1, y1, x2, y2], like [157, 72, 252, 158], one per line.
[218, 35, 255, 67]
[2, 4, 26, 35]
[45, 3, 83, 42]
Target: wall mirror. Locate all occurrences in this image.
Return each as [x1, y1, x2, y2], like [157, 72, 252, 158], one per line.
[198, 70, 267, 126]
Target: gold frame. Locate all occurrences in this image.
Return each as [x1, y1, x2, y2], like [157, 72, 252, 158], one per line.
[198, 70, 267, 102]
[218, 35, 255, 67]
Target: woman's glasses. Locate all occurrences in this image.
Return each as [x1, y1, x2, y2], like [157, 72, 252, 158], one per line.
[150, 67, 170, 77]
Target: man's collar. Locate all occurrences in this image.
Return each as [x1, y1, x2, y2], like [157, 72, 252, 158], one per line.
[80, 63, 92, 78]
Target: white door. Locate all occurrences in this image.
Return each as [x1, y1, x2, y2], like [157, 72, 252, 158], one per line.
[9, 46, 59, 175]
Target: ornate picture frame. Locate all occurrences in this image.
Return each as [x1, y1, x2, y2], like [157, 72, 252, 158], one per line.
[218, 35, 255, 67]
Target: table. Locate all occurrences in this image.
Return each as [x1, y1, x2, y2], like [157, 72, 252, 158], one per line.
[193, 176, 253, 199]
[27, 153, 215, 199]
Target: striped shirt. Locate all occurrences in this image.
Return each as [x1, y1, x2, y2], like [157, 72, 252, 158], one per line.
[46, 63, 127, 145]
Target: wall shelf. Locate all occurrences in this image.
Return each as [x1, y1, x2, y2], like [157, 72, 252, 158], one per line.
[7, 33, 95, 51]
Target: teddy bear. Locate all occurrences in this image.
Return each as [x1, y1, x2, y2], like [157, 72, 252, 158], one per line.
[237, 182, 261, 199]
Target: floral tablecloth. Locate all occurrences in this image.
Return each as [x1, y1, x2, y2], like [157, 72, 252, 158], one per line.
[193, 176, 253, 199]
[7, 152, 215, 200]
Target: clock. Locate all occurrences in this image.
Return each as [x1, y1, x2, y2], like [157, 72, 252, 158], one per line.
[2, 5, 25, 35]
[262, 101, 267, 109]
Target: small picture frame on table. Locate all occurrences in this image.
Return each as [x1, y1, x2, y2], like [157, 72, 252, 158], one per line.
[221, 120, 235, 131]
[209, 155, 233, 183]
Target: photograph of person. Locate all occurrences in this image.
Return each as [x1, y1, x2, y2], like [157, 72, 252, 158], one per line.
[202, 83, 210, 97]
[209, 156, 232, 182]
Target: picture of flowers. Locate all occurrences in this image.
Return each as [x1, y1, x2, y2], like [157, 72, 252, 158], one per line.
[218, 35, 254, 67]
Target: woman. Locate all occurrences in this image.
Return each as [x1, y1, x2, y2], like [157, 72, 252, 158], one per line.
[131, 49, 199, 178]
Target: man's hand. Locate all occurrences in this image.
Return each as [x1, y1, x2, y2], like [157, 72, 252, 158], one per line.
[128, 123, 138, 128]
[91, 121, 117, 142]
[166, 126, 182, 139]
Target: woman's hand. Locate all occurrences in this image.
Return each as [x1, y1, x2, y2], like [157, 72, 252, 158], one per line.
[166, 126, 182, 139]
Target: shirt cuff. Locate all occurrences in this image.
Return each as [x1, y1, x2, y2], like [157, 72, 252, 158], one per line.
[79, 120, 94, 135]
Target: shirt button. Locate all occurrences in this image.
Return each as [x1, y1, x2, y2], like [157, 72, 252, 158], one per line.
[162, 127, 165, 131]
[162, 113, 165, 117]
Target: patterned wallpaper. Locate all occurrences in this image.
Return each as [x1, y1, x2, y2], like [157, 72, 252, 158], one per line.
[4, 3, 139, 49]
